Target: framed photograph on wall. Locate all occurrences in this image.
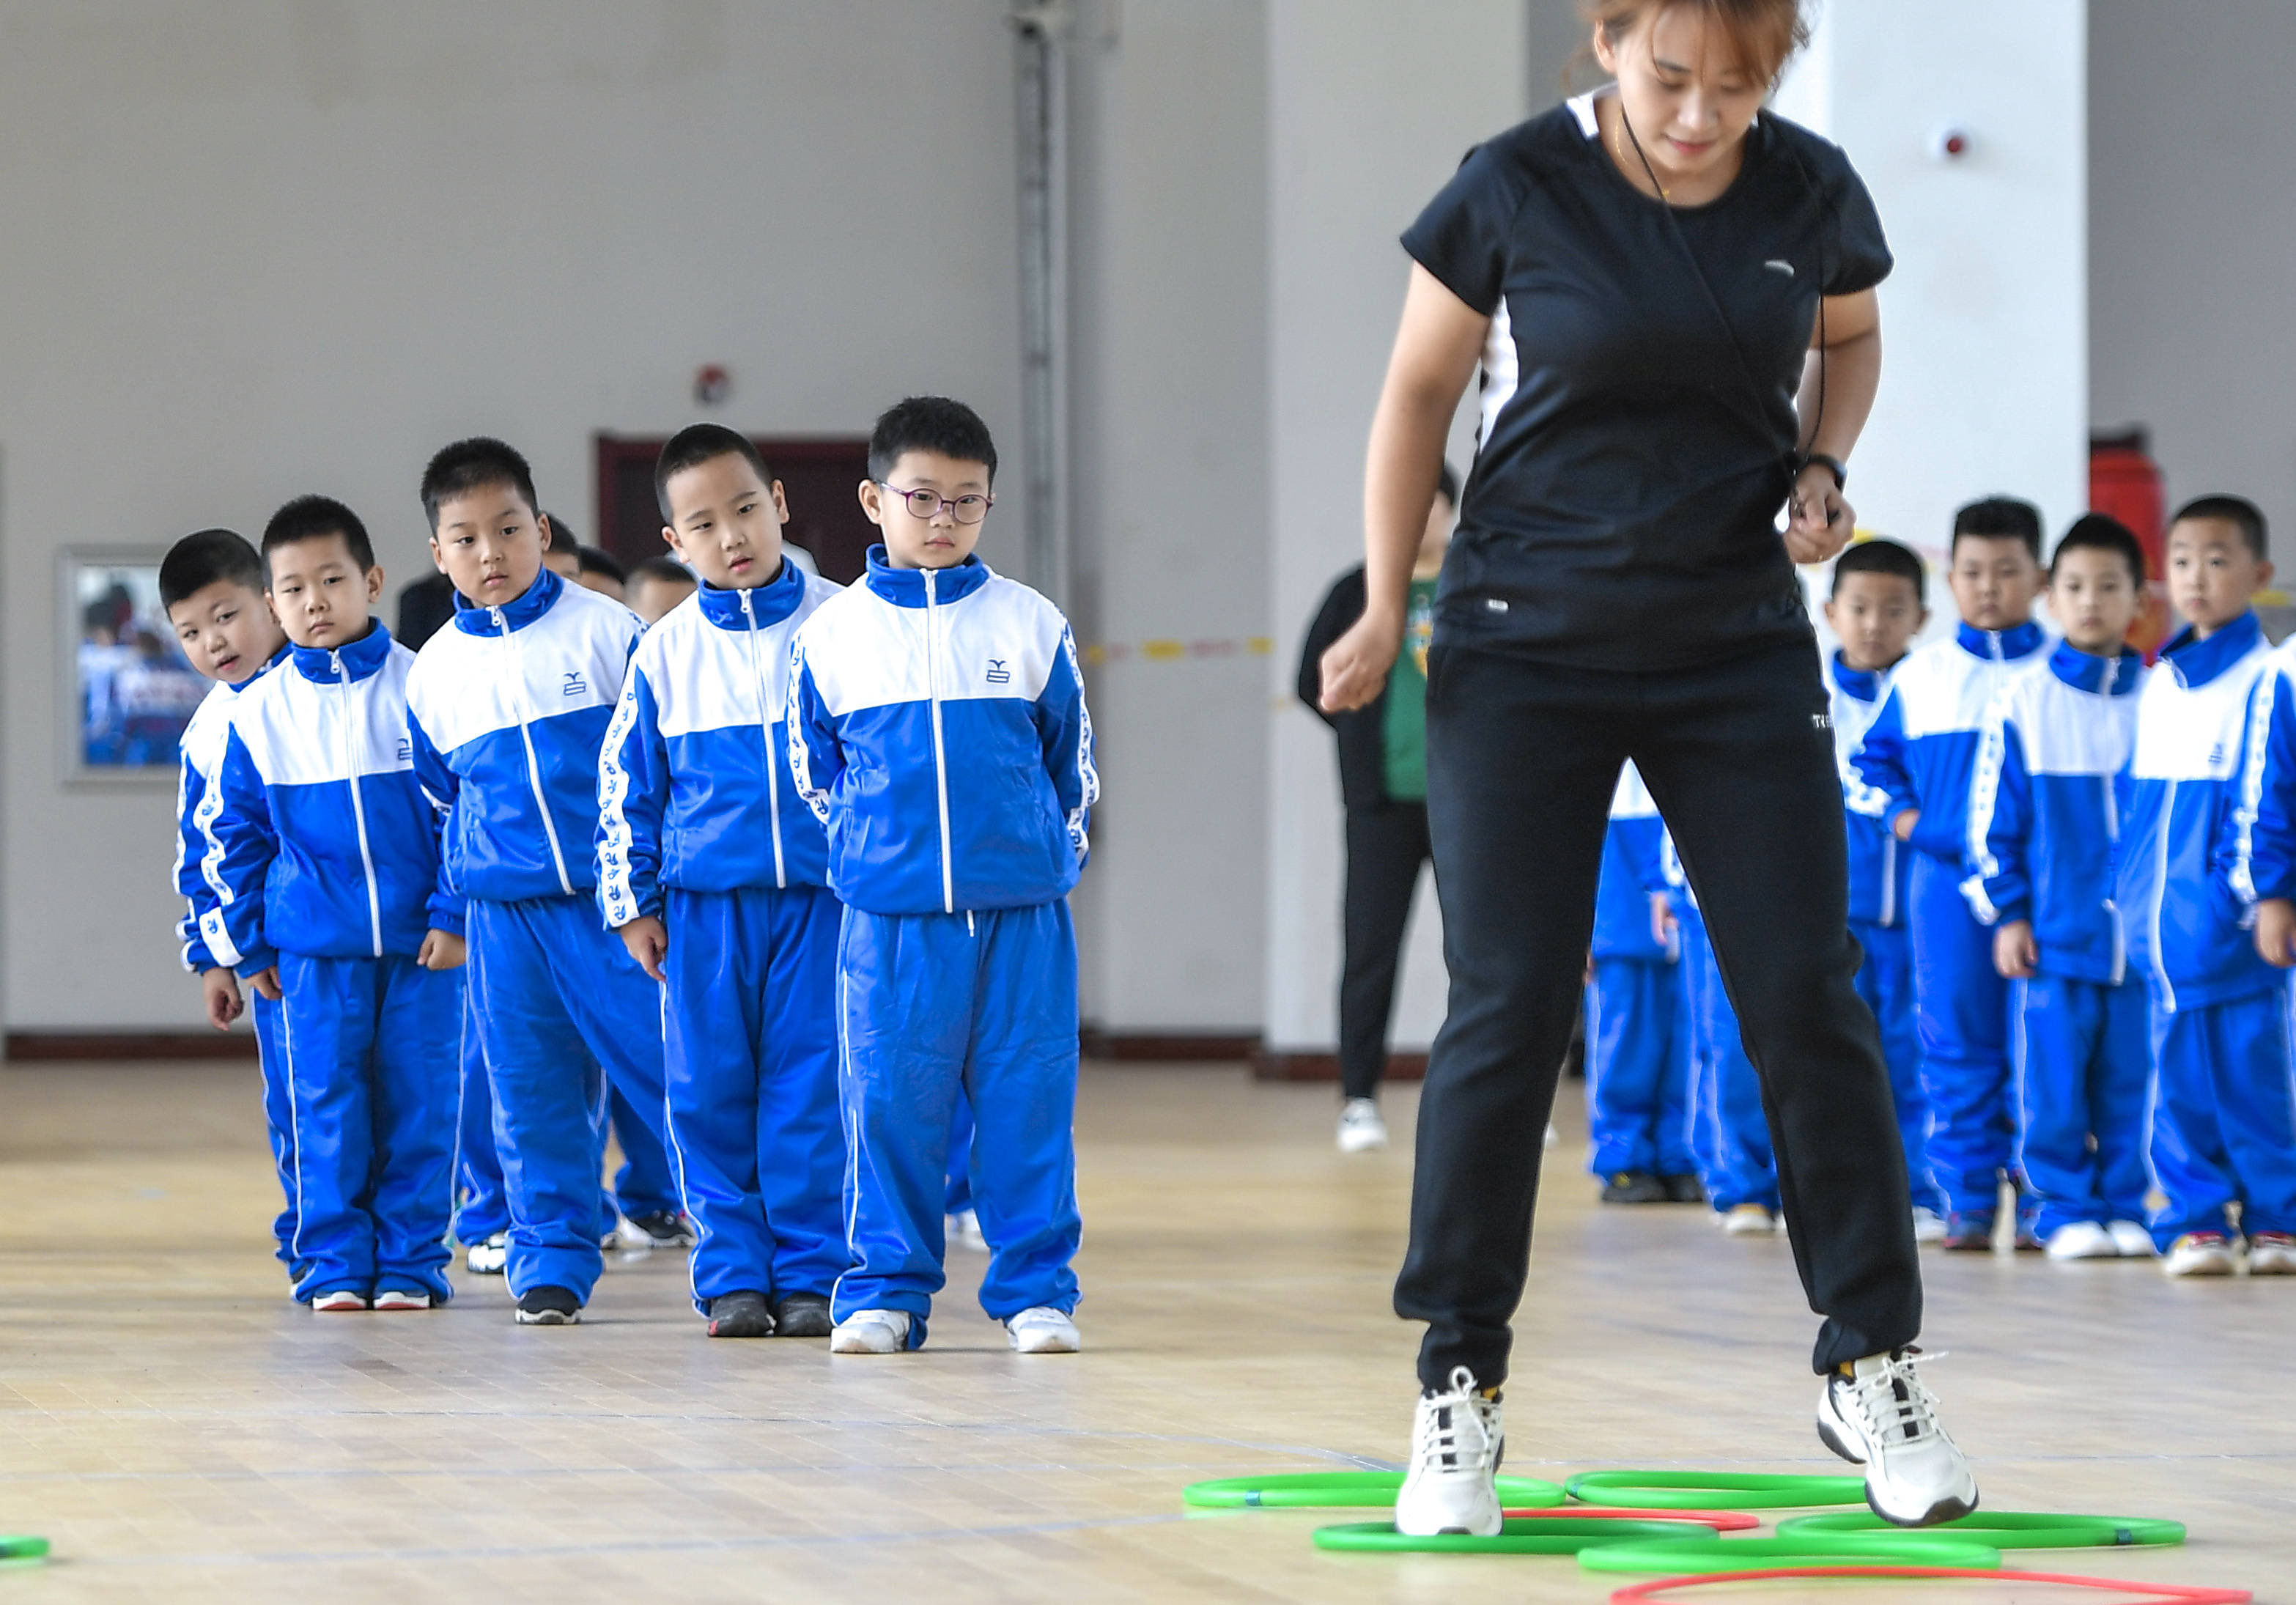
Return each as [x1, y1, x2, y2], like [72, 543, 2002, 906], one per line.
[59, 548, 210, 783]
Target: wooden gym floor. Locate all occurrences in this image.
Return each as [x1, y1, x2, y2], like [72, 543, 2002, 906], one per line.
[0, 1059, 2289, 1603]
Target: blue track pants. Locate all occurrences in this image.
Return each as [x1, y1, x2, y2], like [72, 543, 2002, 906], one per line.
[2149, 985, 2296, 1247]
[1908, 853, 2015, 1214]
[1584, 955, 1691, 1178]
[1852, 919, 1944, 1217]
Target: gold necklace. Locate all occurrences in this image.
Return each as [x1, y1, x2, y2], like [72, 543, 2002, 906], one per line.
[1610, 104, 1672, 201]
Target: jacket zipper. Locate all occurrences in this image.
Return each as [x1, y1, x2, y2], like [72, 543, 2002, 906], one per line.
[924, 569, 954, 914]
[335, 653, 384, 957]
[494, 605, 575, 896]
[1880, 833, 1897, 928]
[739, 590, 787, 889]
[2100, 657, 2125, 985]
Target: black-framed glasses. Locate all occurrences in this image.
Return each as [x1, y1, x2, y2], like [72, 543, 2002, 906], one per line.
[878, 482, 993, 525]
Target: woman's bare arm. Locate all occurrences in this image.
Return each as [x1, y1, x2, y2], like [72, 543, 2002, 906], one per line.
[1783, 287, 1880, 565]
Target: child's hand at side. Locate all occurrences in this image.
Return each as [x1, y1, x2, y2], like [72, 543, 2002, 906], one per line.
[1891, 808, 1919, 842]
[1647, 891, 1677, 951]
[250, 967, 284, 1001]
[1993, 920, 2037, 980]
[617, 916, 668, 984]
[2257, 899, 2296, 967]
[417, 930, 465, 971]
[202, 969, 244, 1031]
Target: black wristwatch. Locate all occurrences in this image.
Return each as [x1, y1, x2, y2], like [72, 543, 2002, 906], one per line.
[1798, 451, 1847, 490]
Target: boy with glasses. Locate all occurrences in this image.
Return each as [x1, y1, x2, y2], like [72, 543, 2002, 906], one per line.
[789, 396, 1098, 1355]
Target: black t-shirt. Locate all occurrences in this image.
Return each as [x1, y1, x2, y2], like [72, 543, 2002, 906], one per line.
[1403, 95, 1891, 671]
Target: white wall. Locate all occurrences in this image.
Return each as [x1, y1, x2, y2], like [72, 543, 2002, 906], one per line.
[2091, 0, 2296, 564]
[1065, 0, 1270, 1035]
[0, 1, 1026, 1030]
[1263, 0, 1527, 1055]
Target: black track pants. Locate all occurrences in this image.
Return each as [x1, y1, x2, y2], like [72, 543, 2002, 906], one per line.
[1340, 801, 1432, 1100]
[1394, 639, 1922, 1387]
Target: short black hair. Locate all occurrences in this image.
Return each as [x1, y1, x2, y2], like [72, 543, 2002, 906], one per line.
[262, 495, 374, 579]
[2171, 494, 2269, 561]
[1951, 496, 2044, 560]
[159, 528, 265, 610]
[1832, 536, 1925, 598]
[2051, 513, 2147, 586]
[575, 545, 627, 585]
[1435, 460, 1461, 508]
[654, 424, 774, 522]
[868, 395, 997, 486]
[421, 436, 539, 530]
[630, 555, 695, 588]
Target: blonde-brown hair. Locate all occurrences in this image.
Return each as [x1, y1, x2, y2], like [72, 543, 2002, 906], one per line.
[1573, 0, 1809, 92]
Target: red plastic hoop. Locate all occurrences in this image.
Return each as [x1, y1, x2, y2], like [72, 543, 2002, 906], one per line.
[1505, 1507, 1760, 1532]
[1609, 1565, 2251, 1605]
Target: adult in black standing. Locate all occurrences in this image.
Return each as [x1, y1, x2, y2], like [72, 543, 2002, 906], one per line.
[1315, 0, 1976, 1536]
[1298, 465, 1456, 1154]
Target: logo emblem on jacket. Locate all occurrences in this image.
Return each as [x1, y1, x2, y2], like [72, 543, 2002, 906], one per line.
[562, 671, 588, 697]
[986, 659, 1011, 685]
[1764, 259, 1795, 277]
[396, 737, 413, 762]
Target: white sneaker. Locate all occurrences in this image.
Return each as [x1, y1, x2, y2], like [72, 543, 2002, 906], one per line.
[2163, 1232, 2237, 1277]
[465, 1233, 507, 1275]
[371, 1288, 434, 1311]
[945, 1209, 989, 1252]
[2108, 1220, 2157, 1258]
[829, 1309, 912, 1354]
[1722, 1203, 1777, 1237]
[1911, 1208, 1948, 1244]
[1816, 1349, 1978, 1527]
[1394, 1367, 1504, 1537]
[1005, 1306, 1080, 1353]
[310, 1288, 367, 1313]
[2043, 1221, 2119, 1261]
[2246, 1233, 2296, 1274]
[1337, 1098, 1389, 1154]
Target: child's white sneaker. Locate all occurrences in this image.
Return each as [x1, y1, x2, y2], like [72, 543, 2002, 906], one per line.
[1911, 1208, 1948, 1244]
[371, 1288, 435, 1311]
[1395, 1367, 1504, 1537]
[1005, 1306, 1080, 1353]
[465, 1233, 508, 1275]
[2247, 1232, 2296, 1274]
[2042, 1221, 2118, 1261]
[829, 1309, 912, 1354]
[945, 1209, 989, 1252]
[310, 1288, 367, 1313]
[1337, 1098, 1388, 1153]
[1721, 1203, 1777, 1236]
[2163, 1231, 2237, 1277]
[2108, 1220, 2157, 1258]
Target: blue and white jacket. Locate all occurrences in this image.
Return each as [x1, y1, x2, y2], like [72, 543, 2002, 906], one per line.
[197, 624, 455, 972]
[1825, 652, 1910, 928]
[2119, 613, 2278, 1011]
[1963, 641, 2144, 985]
[405, 568, 642, 904]
[597, 561, 841, 926]
[789, 548, 1097, 917]
[1592, 763, 1669, 962]
[2230, 636, 2296, 911]
[1851, 620, 2048, 865]
[174, 646, 289, 973]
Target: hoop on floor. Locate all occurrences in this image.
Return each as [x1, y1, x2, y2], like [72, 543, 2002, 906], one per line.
[1509, 1507, 1760, 1532]
[1313, 1516, 1725, 1555]
[1564, 1471, 1867, 1510]
[1181, 1470, 1565, 1509]
[1576, 1533, 2004, 1573]
[0, 1537, 49, 1561]
[1779, 1510, 2187, 1549]
[1605, 1565, 2251, 1605]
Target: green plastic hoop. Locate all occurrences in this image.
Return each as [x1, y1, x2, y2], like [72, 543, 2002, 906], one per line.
[1314, 1517, 1726, 1555]
[1578, 1533, 2004, 1574]
[0, 1537, 49, 1562]
[1779, 1510, 2187, 1549]
[1564, 1471, 1868, 1510]
[1182, 1471, 1565, 1509]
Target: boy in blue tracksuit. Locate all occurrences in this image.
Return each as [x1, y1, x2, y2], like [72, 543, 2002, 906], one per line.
[599, 424, 846, 1340]
[1658, 831, 1776, 1233]
[1825, 538, 1946, 1241]
[404, 437, 673, 1325]
[161, 528, 297, 1270]
[1584, 762, 1695, 1203]
[199, 497, 465, 1310]
[1965, 516, 2154, 1261]
[2144, 495, 2296, 1277]
[790, 396, 1098, 1356]
[1853, 498, 2048, 1249]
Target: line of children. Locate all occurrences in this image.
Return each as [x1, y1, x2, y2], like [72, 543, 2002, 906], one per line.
[169, 396, 1099, 1339]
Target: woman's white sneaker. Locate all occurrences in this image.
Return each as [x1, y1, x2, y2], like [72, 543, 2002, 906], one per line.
[1337, 1099, 1389, 1153]
[1815, 1349, 1977, 1527]
[829, 1309, 912, 1353]
[1395, 1367, 1504, 1537]
[1005, 1307, 1081, 1353]
[2043, 1221, 2118, 1261]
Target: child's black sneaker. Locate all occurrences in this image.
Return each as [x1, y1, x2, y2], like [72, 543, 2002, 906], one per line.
[514, 1285, 582, 1325]
[618, 1210, 697, 1250]
[705, 1290, 774, 1338]
[770, 1292, 834, 1338]
[1600, 1171, 1667, 1204]
[1661, 1173, 1705, 1204]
